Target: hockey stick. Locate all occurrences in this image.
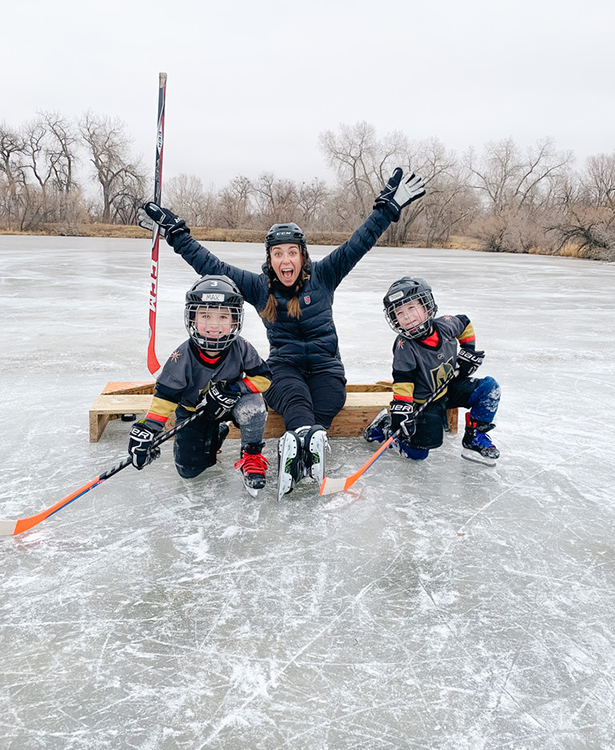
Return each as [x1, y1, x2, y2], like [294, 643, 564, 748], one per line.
[147, 72, 167, 375]
[320, 368, 459, 496]
[0, 408, 208, 537]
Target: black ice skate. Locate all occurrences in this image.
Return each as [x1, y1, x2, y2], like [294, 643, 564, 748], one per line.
[461, 414, 500, 467]
[234, 442, 268, 497]
[363, 408, 391, 444]
[298, 425, 330, 486]
[277, 430, 303, 500]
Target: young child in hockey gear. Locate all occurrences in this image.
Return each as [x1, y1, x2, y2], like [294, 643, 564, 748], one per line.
[364, 277, 501, 466]
[127, 275, 272, 496]
[138, 168, 427, 500]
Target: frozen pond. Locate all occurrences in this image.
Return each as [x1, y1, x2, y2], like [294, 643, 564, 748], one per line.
[1, 235, 615, 749]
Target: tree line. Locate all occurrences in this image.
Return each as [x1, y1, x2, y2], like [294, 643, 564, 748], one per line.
[1, 116, 614, 260]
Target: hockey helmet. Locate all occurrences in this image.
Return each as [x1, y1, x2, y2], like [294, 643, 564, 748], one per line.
[265, 223, 307, 255]
[383, 277, 437, 340]
[185, 275, 244, 351]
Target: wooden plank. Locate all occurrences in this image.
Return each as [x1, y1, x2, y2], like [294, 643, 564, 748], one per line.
[90, 394, 153, 414]
[89, 382, 458, 442]
[102, 381, 156, 395]
[89, 395, 153, 442]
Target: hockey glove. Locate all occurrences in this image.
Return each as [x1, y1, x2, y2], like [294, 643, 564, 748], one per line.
[456, 348, 485, 378]
[373, 168, 426, 222]
[198, 381, 241, 421]
[390, 400, 416, 443]
[128, 420, 163, 469]
[138, 202, 190, 244]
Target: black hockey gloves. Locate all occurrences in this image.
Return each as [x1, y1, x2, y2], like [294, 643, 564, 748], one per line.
[390, 401, 416, 443]
[456, 348, 485, 378]
[128, 420, 163, 469]
[198, 381, 241, 421]
[374, 168, 426, 222]
[138, 202, 190, 244]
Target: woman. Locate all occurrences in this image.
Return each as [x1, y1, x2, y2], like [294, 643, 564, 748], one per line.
[139, 168, 426, 499]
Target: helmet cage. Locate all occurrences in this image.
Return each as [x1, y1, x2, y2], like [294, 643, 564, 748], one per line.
[384, 278, 437, 340]
[185, 303, 244, 352]
[184, 275, 244, 352]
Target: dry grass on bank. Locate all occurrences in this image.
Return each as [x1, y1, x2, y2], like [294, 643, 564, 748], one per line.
[0, 224, 352, 246]
[0, 224, 596, 258]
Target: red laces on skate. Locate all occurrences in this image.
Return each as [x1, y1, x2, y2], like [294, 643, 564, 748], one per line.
[234, 453, 269, 475]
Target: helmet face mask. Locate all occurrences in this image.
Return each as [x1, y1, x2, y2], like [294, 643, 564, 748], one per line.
[185, 275, 244, 352]
[383, 277, 437, 340]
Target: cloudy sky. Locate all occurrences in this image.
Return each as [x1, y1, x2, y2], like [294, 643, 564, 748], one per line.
[4, 0, 614, 190]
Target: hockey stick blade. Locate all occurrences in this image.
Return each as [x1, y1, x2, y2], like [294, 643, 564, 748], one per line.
[319, 368, 460, 496]
[320, 435, 395, 495]
[0, 408, 209, 537]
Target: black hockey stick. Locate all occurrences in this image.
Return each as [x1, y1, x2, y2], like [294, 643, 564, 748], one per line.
[320, 368, 459, 495]
[1, 408, 210, 536]
[147, 71, 167, 374]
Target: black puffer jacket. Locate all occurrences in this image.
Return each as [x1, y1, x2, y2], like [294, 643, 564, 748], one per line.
[169, 209, 391, 376]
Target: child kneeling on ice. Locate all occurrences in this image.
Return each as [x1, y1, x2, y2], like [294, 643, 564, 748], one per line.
[128, 275, 272, 495]
[364, 277, 501, 466]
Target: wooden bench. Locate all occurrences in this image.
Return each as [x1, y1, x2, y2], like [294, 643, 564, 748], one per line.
[89, 381, 458, 442]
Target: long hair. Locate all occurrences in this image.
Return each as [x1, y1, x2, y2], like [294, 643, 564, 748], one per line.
[260, 265, 310, 324]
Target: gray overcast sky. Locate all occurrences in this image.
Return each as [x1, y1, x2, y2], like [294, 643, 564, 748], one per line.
[4, 0, 614, 189]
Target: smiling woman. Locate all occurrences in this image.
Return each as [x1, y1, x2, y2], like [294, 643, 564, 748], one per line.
[139, 168, 426, 499]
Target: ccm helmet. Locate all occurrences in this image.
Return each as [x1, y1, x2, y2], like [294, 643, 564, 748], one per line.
[265, 223, 307, 255]
[185, 275, 244, 352]
[383, 277, 437, 340]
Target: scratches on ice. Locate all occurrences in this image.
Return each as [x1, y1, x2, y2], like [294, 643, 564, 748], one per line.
[2, 239, 615, 749]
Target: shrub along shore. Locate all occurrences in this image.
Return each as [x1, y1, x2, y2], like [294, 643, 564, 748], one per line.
[1, 224, 595, 258]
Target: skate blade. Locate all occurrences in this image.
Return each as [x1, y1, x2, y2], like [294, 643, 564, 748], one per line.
[277, 482, 294, 501]
[461, 449, 497, 467]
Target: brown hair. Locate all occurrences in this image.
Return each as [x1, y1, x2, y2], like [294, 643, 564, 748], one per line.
[260, 291, 303, 323]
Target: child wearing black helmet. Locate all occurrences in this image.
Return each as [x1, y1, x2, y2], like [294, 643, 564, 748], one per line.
[128, 275, 272, 496]
[364, 277, 501, 466]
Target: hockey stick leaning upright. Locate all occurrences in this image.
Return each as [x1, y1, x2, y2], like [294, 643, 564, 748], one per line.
[320, 368, 460, 496]
[0, 408, 208, 537]
[147, 71, 167, 374]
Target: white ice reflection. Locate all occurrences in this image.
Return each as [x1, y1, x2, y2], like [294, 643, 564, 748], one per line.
[1, 235, 615, 749]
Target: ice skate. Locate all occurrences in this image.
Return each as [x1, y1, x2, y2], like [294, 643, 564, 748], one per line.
[300, 425, 330, 485]
[461, 414, 500, 467]
[277, 430, 303, 500]
[363, 408, 391, 444]
[234, 442, 268, 497]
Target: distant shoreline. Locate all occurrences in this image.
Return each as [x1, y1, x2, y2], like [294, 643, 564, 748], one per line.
[0, 224, 599, 259]
[0, 223, 486, 252]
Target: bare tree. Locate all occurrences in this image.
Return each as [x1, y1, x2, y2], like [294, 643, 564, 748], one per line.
[216, 175, 253, 229]
[582, 153, 615, 209]
[165, 173, 217, 226]
[319, 121, 408, 224]
[252, 172, 300, 226]
[296, 178, 330, 230]
[0, 123, 27, 229]
[79, 111, 146, 223]
[464, 137, 573, 215]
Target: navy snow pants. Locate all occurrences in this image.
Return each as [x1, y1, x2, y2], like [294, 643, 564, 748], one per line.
[264, 362, 347, 431]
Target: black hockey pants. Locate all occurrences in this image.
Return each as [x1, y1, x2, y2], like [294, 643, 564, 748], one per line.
[264, 362, 347, 431]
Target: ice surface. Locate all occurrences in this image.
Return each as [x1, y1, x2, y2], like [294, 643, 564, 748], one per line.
[1, 235, 615, 749]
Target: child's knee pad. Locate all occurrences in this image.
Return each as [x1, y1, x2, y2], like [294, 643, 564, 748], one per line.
[468, 376, 501, 423]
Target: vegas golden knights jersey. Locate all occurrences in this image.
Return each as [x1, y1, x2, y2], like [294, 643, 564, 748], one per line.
[391, 315, 475, 404]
